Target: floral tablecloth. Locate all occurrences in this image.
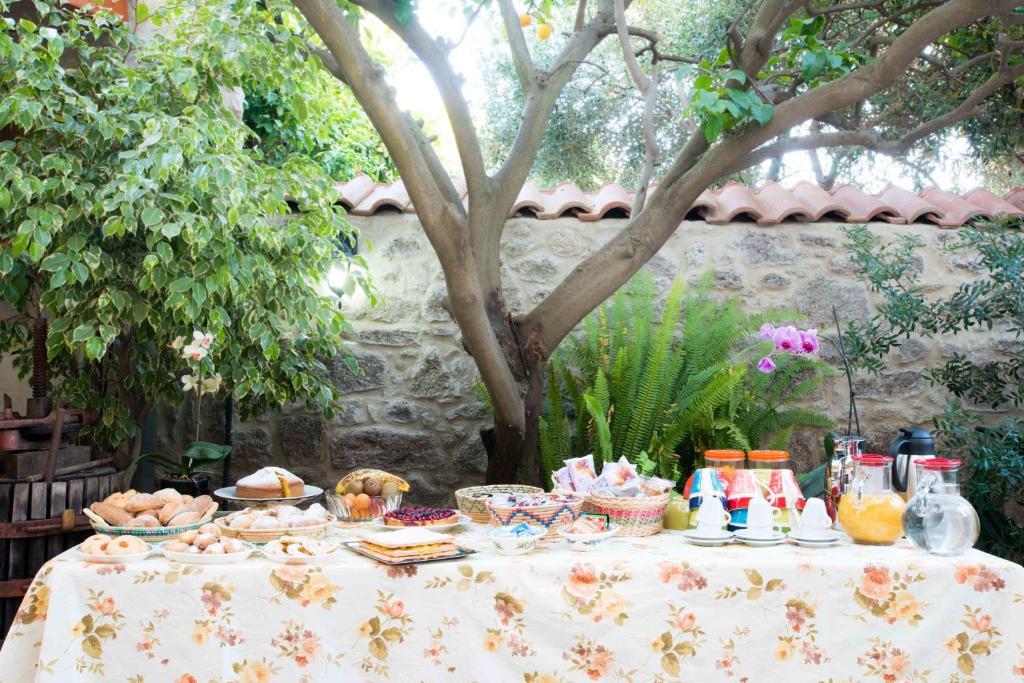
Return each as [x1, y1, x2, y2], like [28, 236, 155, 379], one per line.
[1, 523, 1023, 683]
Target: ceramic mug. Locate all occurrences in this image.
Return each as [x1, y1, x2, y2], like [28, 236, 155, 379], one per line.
[688, 468, 727, 511]
[694, 496, 731, 534]
[792, 498, 833, 539]
[745, 497, 783, 538]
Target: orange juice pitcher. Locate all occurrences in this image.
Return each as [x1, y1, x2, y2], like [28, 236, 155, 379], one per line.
[838, 454, 905, 545]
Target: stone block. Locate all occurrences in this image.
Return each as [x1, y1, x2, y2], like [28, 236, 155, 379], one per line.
[383, 235, 423, 258]
[760, 273, 791, 290]
[445, 402, 492, 421]
[330, 350, 387, 393]
[547, 227, 589, 257]
[511, 256, 558, 283]
[382, 400, 417, 424]
[329, 427, 443, 472]
[334, 400, 365, 426]
[278, 415, 325, 464]
[423, 287, 452, 322]
[855, 371, 926, 399]
[733, 230, 804, 265]
[454, 437, 488, 474]
[796, 275, 871, 327]
[355, 328, 419, 347]
[799, 232, 839, 248]
[409, 350, 470, 403]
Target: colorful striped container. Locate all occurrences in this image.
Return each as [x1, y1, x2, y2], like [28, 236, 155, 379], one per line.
[584, 492, 670, 537]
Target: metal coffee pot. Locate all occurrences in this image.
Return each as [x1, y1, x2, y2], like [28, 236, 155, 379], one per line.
[888, 427, 935, 494]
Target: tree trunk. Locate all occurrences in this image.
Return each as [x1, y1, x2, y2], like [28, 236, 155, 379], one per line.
[485, 355, 545, 486]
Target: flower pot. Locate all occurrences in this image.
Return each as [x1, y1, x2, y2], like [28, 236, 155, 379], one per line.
[157, 473, 213, 497]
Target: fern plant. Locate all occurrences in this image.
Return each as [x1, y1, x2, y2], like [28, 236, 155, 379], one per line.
[538, 271, 833, 483]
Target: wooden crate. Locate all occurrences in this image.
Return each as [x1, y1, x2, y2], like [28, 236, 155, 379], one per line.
[0, 469, 121, 643]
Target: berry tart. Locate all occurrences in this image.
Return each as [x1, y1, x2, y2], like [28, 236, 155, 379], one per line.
[383, 507, 459, 527]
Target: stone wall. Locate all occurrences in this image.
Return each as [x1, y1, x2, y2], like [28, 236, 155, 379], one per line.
[161, 214, 1021, 504]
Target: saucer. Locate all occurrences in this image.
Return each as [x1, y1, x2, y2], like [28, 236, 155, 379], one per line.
[787, 530, 841, 547]
[734, 530, 786, 546]
[681, 529, 733, 546]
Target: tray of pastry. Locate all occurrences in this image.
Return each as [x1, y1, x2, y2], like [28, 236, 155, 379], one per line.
[342, 528, 476, 565]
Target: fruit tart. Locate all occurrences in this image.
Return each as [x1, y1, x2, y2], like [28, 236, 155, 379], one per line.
[383, 506, 459, 527]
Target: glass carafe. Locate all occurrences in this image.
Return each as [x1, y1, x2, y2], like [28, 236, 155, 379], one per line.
[902, 459, 979, 555]
[838, 455, 905, 545]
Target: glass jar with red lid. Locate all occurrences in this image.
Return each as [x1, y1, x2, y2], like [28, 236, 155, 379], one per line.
[838, 454, 905, 545]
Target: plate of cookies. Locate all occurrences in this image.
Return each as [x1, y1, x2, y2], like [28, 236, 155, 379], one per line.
[76, 534, 153, 564]
[158, 522, 255, 564]
[84, 489, 219, 542]
[261, 536, 343, 565]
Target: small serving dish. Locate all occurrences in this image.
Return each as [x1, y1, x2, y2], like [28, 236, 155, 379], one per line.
[557, 522, 620, 551]
[487, 524, 547, 555]
[324, 491, 402, 522]
[158, 540, 256, 564]
[261, 537, 344, 565]
[75, 545, 152, 564]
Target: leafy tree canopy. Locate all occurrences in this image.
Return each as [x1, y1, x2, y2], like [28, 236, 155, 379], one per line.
[0, 0, 375, 453]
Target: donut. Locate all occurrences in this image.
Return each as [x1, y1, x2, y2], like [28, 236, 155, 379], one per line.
[198, 522, 219, 536]
[193, 533, 217, 549]
[178, 529, 199, 544]
[202, 542, 225, 555]
[107, 536, 143, 555]
[81, 534, 112, 554]
[164, 540, 190, 553]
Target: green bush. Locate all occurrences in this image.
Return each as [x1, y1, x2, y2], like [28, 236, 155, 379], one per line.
[842, 222, 1024, 562]
[539, 273, 833, 481]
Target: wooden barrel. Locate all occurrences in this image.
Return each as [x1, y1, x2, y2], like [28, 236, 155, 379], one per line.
[0, 468, 122, 643]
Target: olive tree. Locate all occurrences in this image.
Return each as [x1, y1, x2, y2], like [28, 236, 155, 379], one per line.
[286, 0, 1023, 485]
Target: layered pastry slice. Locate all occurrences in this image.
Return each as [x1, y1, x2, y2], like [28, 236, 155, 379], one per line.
[356, 528, 460, 562]
[235, 466, 304, 499]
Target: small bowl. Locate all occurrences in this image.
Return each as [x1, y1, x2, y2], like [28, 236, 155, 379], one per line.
[487, 525, 547, 555]
[324, 491, 402, 522]
[557, 523, 620, 551]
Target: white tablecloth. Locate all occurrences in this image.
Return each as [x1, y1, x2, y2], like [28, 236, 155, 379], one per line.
[2, 523, 1023, 682]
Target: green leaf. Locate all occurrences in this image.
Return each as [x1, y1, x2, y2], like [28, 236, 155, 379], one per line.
[141, 205, 164, 226]
[71, 324, 94, 343]
[168, 277, 192, 293]
[84, 336, 106, 360]
[39, 253, 69, 272]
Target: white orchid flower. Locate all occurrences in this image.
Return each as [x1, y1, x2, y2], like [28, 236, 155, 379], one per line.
[200, 373, 222, 396]
[168, 336, 185, 350]
[180, 374, 198, 392]
[182, 343, 208, 361]
[192, 330, 214, 349]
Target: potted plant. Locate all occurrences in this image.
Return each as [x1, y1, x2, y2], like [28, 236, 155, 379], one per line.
[132, 331, 231, 496]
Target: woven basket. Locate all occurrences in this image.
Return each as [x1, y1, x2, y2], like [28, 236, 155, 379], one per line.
[83, 504, 218, 543]
[584, 492, 670, 537]
[454, 485, 544, 524]
[213, 515, 334, 545]
[487, 493, 585, 538]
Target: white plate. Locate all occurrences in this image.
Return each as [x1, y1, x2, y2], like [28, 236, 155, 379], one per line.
[214, 485, 324, 506]
[681, 529, 733, 546]
[74, 545, 152, 564]
[369, 514, 470, 533]
[158, 541, 256, 564]
[734, 530, 786, 546]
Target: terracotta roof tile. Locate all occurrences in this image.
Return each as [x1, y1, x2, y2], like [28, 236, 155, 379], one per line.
[334, 174, 1024, 228]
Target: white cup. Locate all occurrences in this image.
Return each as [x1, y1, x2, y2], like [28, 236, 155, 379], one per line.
[793, 498, 833, 539]
[694, 497, 730, 536]
[745, 497, 782, 539]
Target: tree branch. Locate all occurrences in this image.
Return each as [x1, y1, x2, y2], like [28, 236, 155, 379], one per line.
[520, 0, 1015, 354]
[352, 0, 488, 202]
[291, 0, 463, 237]
[613, 0, 658, 213]
[725, 60, 1024, 175]
[497, 0, 535, 90]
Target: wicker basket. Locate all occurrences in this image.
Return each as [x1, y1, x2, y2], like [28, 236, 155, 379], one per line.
[213, 515, 334, 545]
[584, 492, 670, 537]
[487, 493, 585, 538]
[83, 504, 218, 543]
[454, 485, 544, 524]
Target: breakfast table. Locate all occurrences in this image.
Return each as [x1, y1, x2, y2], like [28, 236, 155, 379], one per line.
[1, 523, 1023, 682]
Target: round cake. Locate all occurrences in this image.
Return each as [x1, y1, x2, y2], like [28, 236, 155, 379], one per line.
[383, 507, 459, 527]
[235, 467, 304, 499]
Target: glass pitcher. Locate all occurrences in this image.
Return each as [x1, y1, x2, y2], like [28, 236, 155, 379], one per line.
[837, 454, 905, 545]
[902, 458, 979, 556]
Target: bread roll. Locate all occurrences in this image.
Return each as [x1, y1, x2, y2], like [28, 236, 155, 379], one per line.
[187, 495, 214, 516]
[90, 502, 133, 526]
[153, 488, 183, 504]
[158, 501, 184, 526]
[124, 493, 164, 513]
[164, 540, 190, 553]
[125, 516, 160, 528]
[168, 510, 201, 527]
